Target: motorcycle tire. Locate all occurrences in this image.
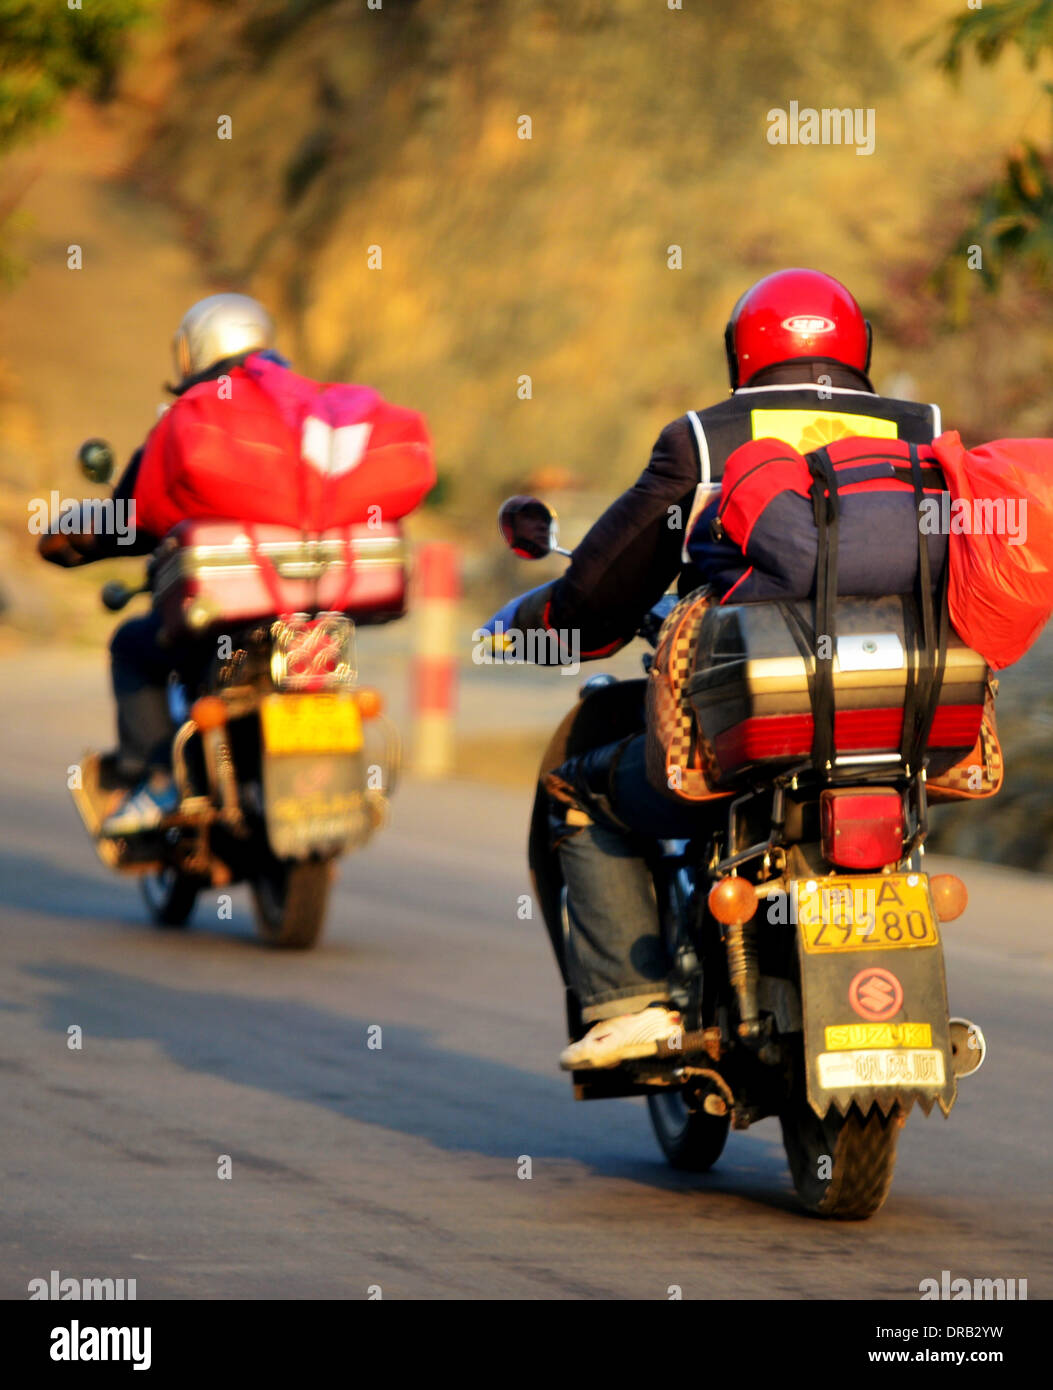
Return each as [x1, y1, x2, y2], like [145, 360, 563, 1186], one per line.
[647, 1091, 730, 1172]
[141, 868, 200, 928]
[780, 1096, 902, 1220]
[251, 857, 332, 950]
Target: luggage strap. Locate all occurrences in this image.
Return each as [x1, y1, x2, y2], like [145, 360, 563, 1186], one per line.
[244, 524, 289, 616]
[243, 523, 358, 621]
[804, 442, 951, 778]
[807, 445, 840, 772]
[901, 443, 950, 773]
[327, 525, 359, 616]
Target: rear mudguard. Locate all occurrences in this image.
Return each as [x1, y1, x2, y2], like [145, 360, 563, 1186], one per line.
[528, 678, 647, 985]
[795, 877, 958, 1120]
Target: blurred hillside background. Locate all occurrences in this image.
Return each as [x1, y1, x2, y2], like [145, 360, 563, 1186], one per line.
[1, 0, 1053, 867]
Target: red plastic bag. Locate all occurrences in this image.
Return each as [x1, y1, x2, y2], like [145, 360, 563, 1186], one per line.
[931, 431, 1053, 669]
[134, 355, 435, 538]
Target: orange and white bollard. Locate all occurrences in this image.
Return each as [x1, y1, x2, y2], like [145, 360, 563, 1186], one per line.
[412, 541, 459, 778]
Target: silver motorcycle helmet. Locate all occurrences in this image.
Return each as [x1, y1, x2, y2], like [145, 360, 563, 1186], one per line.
[172, 293, 276, 383]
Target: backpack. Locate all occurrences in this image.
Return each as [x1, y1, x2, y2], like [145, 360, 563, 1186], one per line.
[133, 354, 435, 538]
[687, 435, 949, 603]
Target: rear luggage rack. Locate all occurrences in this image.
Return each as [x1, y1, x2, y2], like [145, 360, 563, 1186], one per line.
[712, 760, 930, 879]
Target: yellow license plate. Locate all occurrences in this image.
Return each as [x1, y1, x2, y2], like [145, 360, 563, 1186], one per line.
[260, 693, 362, 755]
[798, 874, 939, 953]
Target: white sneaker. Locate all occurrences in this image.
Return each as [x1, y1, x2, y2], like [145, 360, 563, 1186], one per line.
[559, 1007, 683, 1071]
[101, 777, 179, 837]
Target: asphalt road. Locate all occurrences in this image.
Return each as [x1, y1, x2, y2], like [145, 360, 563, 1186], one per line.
[1, 649, 1051, 1300]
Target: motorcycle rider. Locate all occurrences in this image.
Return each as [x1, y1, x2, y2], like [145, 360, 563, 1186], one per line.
[485, 269, 945, 1072]
[38, 293, 288, 835]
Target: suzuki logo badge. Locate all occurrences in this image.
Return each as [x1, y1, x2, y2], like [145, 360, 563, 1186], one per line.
[848, 966, 904, 1022]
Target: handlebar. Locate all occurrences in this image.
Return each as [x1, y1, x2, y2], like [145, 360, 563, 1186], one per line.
[101, 579, 149, 612]
[100, 555, 156, 612]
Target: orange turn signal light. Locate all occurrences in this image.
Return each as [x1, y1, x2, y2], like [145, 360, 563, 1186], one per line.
[708, 875, 758, 926]
[191, 695, 228, 732]
[929, 873, 968, 923]
[356, 687, 384, 720]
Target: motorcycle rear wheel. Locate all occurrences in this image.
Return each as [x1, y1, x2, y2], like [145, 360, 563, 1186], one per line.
[251, 857, 332, 950]
[647, 1091, 730, 1172]
[141, 868, 200, 928]
[780, 1098, 902, 1220]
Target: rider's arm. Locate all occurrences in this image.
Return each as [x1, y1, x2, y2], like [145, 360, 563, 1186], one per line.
[38, 451, 158, 567]
[520, 416, 700, 655]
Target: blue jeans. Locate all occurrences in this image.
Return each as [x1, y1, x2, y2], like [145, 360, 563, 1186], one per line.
[557, 734, 722, 1022]
[110, 610, 177, 779]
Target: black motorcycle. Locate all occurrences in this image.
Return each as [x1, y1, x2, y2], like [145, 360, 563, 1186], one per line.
[68, 441, 402, 949]
[500, 495, 987, 1218]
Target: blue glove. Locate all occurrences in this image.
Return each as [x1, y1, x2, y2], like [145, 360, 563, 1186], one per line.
[480, 583, 552, 650]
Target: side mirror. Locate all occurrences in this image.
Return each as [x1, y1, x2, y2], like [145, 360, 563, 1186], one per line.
[78, 438, 115, 486]
[100, 580, 144, 612]
[498, 495, 561, 560]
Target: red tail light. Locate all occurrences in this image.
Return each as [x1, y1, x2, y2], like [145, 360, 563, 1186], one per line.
[821, 788, 904, 870]
[270, 614, 356, 691]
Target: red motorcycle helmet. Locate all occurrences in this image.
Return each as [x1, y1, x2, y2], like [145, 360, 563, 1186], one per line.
[724, 268, 872, 389]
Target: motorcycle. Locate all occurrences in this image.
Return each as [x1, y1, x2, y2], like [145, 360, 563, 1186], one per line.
[69, 441, 402, 949]
[499, 494, 987, 1219]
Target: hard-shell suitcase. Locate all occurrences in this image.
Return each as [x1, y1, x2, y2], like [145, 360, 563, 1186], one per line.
[153, 519, 408, 637]
[684, 597, 986, 785]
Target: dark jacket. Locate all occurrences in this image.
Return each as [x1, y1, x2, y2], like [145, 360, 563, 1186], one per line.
[519, 364, 941, 656]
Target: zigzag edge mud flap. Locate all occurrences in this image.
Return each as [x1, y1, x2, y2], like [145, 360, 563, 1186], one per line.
[262, 747, 375, 860]
[796, 876, 958, 1121]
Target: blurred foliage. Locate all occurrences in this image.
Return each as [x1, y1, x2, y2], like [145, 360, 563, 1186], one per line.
[925, 1, 1053, 308]
[0, 0, 155, 153]
[930, 0, 1053, 73]
[0, 0, 156, 285]
[937, 143, 1053, 322]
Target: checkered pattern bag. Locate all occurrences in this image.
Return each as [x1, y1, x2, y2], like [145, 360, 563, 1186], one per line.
[927, 676, 1004, 802]
[645, 587, 732, 802]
